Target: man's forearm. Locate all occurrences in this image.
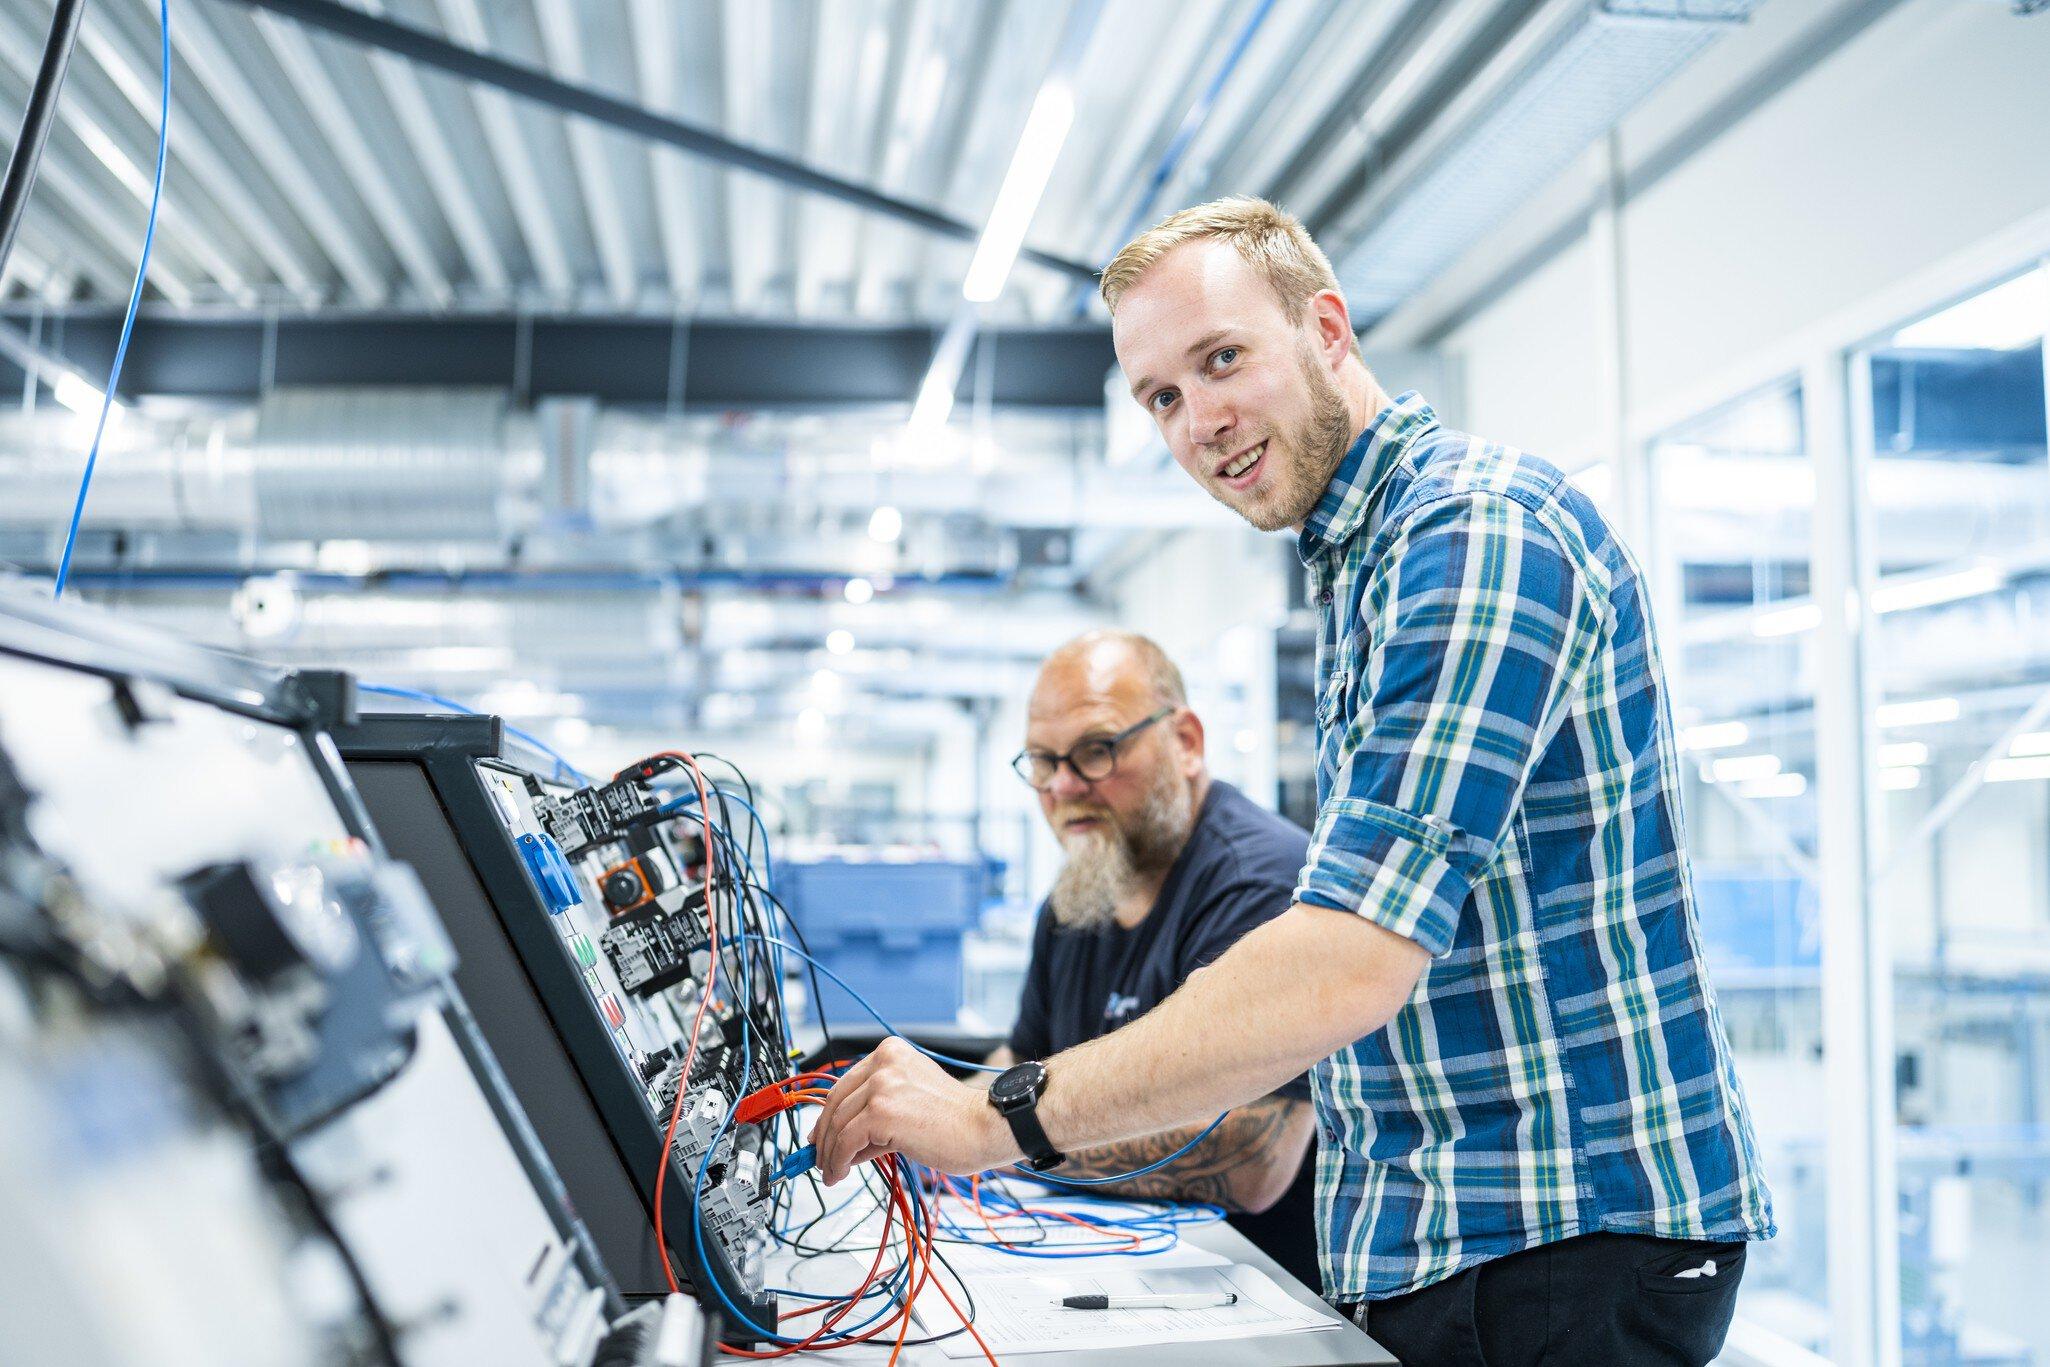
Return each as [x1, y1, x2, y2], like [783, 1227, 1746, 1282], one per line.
[1035, 904, 1425, 1156]
[1050, 1096, 1313, 1211]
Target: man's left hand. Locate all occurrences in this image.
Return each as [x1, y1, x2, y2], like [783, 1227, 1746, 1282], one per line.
[811, 1037, 1020, 1184]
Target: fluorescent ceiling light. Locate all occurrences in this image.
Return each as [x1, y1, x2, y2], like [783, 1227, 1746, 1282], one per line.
[826, 629, 855, 656]
[53, 371, 112, 416]
[1871, 564, 2005, 615]
[1878, 767, 1921, 791]
[843, 577, 875, 605]
[961, 83, 1075, 304]
[1986, 755, 2050, 784]
[1891, 266, 2048, 351]
[1751, 604, 1822, 639]
[1710, 753, 1782, 784]
[1679, 720, 1749, 752]
[1738, 772, 1807, 800]
[1877, 697, 1960, 728]
[867, 506, 903, 544]
[1878, 741, 1929, 768]
[2007, 731, 2050, 758]
[905, 361, 957, 448]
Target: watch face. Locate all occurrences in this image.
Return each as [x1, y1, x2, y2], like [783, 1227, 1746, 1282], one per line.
[990, 1061, 1043, 1108]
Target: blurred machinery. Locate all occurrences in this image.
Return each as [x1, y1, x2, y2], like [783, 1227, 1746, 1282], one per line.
[0, 585, 715, 1364]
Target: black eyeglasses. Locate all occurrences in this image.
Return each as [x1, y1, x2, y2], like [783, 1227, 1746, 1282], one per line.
[1011, 707, 1175, 790]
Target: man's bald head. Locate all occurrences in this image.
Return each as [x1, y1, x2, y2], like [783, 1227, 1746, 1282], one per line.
[1030, 630, 1188, 719]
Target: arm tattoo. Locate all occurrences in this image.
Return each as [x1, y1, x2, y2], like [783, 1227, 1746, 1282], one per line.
[1049, 1095, 1311, 1211]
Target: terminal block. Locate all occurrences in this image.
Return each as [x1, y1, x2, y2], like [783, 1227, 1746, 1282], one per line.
[601, 895, 711, 997]
[532, 775, 664, 859]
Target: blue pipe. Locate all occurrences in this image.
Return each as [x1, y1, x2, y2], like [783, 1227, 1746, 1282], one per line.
[56, 565, 1017, 595]
[1069, 0, 1278, 317]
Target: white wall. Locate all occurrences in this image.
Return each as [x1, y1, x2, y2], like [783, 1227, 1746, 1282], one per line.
[1105, 526, 1293, 809]
[1431, 0, 2050, 458]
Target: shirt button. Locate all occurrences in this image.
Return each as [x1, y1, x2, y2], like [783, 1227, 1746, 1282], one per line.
[1317, 589, 1333, 607]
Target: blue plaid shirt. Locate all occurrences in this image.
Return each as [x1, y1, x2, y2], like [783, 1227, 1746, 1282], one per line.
[1295, 393, 1774, 1301]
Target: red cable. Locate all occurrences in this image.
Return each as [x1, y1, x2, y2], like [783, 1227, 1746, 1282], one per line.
[648, 749, 721, 1295]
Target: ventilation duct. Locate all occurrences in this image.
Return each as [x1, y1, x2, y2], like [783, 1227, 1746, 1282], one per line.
[249, 388, 538, 542]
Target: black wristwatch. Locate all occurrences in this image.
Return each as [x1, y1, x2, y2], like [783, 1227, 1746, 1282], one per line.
[987, 1061, 1066, 1172]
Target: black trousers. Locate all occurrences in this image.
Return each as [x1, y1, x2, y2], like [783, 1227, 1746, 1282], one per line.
[1343, 1232, 1747, 1366]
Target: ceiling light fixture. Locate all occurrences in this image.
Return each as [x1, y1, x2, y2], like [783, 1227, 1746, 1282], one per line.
[1709, 753, 1783, 784]
[1679, 720, 1749, 752]
[1870, 564, 2005, 615]
[962, 83, 1076, 304]
[1877, 697, 1960, 729]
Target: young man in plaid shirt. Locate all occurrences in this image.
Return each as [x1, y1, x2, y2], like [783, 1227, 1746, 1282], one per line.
[814, 198, 1774, 1365]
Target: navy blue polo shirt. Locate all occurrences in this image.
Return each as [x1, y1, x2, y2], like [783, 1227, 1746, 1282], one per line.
[1007, 779, 1320, 1286]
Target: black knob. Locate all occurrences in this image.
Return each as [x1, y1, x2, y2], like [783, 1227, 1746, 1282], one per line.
[602, 868, 645, 908]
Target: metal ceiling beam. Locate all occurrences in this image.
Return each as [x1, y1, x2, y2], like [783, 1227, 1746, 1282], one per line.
[1257, 0, 1457, 211]
[1302, 0, 1552, 237]
[249, 11, 454, 305]
[627, 0, 698, 305]
[167, 0, 387, 301]
[358, 0, 510, 296]
[0, 311, 1116, 408]
[433, 0, 573, 299]
[77, 6, 323, 300]
[532, 0, 637, 306]
[211, 0, 1103, 287]
[0, 8, 248, 300]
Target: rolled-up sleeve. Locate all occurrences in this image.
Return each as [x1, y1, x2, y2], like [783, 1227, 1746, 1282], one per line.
[1295, 492, 1606, 956]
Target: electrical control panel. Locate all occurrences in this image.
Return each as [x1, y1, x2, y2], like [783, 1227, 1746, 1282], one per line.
[0, 588, 699, 1367]
[337, 716, 793, 1336]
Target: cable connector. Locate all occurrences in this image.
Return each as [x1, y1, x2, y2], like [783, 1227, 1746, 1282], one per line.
[767, 1143, 816, 1186]
[733, 1080, 798, 1127]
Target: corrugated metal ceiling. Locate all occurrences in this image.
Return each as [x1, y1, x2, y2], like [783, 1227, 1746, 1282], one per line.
[0, 0, 1563, 320]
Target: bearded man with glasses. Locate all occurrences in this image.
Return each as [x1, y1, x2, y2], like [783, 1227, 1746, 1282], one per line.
[980, 627, 1321, 1284]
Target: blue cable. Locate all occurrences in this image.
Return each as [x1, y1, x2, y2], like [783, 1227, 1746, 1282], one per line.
[734, 931, 1232, 1184]
[1007, 1109, 1228, 1188]
[52, 0, 169, 599]
[355, 682, 592, 785]
[662, 787, 774, 890]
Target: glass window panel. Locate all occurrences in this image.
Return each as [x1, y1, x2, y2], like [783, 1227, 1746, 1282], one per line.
[1650, 377, 1827, 1348]
[1858, 263, 2050, 1366]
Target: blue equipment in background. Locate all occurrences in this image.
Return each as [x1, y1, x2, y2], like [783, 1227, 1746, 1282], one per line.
[779, 857, 985, 1025]
[1692, 864, 1821, 985]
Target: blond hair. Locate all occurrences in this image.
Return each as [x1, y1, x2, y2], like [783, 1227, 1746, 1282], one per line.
[1100, 196, 1354, 354]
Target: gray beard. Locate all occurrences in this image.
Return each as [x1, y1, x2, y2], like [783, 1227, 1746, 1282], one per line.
[1046, 772, 1196, 930]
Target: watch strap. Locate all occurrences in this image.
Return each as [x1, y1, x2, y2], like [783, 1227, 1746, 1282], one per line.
[1000, 1096, 1066, 1172]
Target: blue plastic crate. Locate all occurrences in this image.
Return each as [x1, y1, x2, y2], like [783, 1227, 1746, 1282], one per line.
[778, 859, 983, 1026]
